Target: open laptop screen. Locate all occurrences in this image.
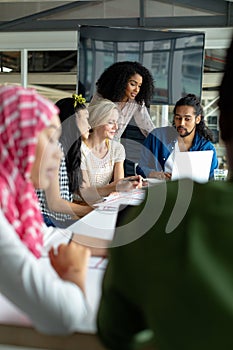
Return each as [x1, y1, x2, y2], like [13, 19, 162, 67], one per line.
[171, 150, 213, 183]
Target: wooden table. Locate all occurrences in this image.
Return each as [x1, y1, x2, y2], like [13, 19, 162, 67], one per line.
[0, 324, 106, 350]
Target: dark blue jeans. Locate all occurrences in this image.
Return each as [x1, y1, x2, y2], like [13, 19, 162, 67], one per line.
[43, 214, 56, 227]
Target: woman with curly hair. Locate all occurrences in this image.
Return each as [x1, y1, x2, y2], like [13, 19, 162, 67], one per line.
[137, 93, 218, 180]
[89, 61, 155, 141]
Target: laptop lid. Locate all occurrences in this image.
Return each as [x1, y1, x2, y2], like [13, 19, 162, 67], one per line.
[171, 150, 213, 183]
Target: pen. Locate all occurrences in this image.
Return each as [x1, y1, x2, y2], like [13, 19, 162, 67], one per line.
[68, 232, 74, 244]
[123, 177, 145, 182]
[122, 178, 137, 182]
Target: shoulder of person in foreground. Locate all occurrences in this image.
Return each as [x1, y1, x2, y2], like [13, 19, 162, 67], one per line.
[0, 210, 94, 335]
[98, 180, 233, 350]
[98, 179, 233, 350]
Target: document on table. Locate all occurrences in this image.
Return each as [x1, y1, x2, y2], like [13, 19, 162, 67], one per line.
[41, 226, 71, 256]
[94, 188, 145, 210]
[68, 189, 145, 240]
[68, 209, 118, 240]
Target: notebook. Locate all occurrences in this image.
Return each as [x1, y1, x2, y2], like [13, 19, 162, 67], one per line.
[171, 150, 214, 183]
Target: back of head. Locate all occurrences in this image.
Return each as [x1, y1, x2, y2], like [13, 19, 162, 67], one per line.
[55, 97, 75, 123]
[55, 94, 87, 147]
[55, 96, 79, 155]
[88, 99, 119, 129]
[55, 94, 86, 123]
[55, 94, 86, 193]
[219, 37, 233, 142]
[96, 61, 154, 106]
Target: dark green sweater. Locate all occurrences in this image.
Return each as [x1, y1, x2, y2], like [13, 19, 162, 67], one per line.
[98, 179, 233, 350]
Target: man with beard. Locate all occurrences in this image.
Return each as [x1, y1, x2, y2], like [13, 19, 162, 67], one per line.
[136, 94, 218, 180]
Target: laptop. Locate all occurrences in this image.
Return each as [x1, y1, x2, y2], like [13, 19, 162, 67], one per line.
[171, 150, 214, 183]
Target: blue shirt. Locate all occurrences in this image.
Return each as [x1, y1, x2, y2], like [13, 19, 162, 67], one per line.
[137, 126, 218, 179]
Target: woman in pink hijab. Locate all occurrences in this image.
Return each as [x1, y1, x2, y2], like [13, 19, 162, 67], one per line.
[0, 84, 60, 257]
[0, 85, 93, 334]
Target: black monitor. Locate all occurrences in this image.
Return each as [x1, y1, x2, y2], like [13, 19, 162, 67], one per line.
[78, 25, 205, 105]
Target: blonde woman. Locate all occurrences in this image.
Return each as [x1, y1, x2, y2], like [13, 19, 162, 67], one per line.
[80, 100, 125, 198]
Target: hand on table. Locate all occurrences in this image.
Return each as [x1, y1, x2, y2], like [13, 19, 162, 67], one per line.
[49, 242, 91, 294]
[148, 171, 171, 180]
[116, 175, 143, 192]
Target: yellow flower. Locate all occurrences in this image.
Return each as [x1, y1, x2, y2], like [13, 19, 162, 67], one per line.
[72, 93, 86, 107]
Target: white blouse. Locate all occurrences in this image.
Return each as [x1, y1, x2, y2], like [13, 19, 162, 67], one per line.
[81, 140, 125, 187]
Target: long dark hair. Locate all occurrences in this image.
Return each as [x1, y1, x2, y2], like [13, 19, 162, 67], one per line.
[96, 61, 155, 108]
[173, 94, 213, 141]
[55, 95, 86, 193]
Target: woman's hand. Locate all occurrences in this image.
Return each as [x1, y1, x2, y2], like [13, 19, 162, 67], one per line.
[116, 175, 143, 191]
[49, 242, 91, 294]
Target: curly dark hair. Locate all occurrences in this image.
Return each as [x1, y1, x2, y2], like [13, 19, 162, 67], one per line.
[96, 61, 155, 108]
[173, 94, 213, 141]
[55, 97, 86, 194]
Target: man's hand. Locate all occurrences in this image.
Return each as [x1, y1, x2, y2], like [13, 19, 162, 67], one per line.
[149, 170, 171, 180]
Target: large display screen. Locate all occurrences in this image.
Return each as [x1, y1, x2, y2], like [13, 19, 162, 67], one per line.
[78, 25, 205, 105]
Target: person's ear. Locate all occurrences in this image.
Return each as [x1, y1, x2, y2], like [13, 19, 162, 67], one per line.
[195, 114, 201, 124]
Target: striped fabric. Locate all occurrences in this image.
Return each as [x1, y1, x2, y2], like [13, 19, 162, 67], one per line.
[0, 85, 58, 258]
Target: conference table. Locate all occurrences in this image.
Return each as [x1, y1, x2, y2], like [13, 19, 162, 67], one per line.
[0, 189, 146, 350]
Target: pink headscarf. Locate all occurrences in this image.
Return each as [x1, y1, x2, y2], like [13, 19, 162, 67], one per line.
[0, 85, 58, 258]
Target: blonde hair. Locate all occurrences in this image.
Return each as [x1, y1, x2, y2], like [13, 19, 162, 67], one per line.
[88, 99, 119, 129]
